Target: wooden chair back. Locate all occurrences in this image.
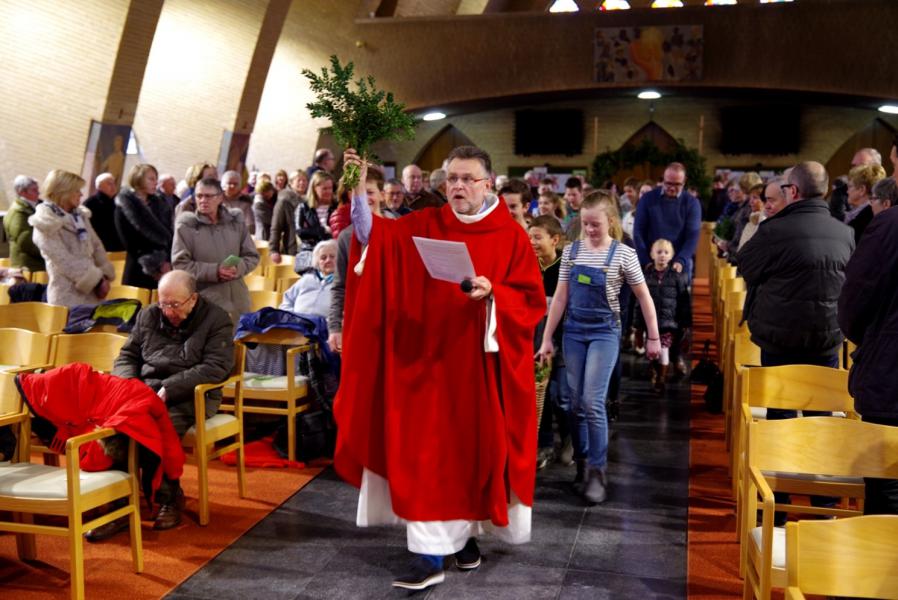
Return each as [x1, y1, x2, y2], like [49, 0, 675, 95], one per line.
[107, 285, 152, 305]
[111, 260, 126, 285]
[0, 328, 52, 368]
[785, 515, 898, 599]
[742, 365, 852, 413]
[105, 251, 127, 261]
[0, 302, 69, 333]
[50, 333, 127, 373]
[267, 262, 297, 281]
[249, 290, 281, 313]
[245, 274, 275, 292]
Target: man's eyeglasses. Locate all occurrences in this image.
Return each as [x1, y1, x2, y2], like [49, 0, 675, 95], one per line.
[447, 175, 489, 186]
[159, 295, 195, 310]
[780, 183, 797, 195]
[663, 181, 685, 188]
[195, 192, 222, 200]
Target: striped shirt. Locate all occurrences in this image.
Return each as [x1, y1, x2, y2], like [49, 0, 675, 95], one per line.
[559, 241, 645, 314]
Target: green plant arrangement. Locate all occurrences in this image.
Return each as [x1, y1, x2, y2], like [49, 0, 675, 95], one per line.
[302, 55, 417, 189]
[590, 138, 712, 201]
[534, 360, 552, 384]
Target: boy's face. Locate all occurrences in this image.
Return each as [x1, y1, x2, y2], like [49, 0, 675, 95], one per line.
[651, 244, 672, 267]
[365, 181, 383, 215]
[503, 193, 526, 220]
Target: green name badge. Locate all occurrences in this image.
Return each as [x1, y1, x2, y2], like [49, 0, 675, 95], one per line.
[577, 274, 592, 284]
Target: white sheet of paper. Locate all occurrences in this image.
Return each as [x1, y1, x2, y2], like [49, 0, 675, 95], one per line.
[412, 236, 476, 284]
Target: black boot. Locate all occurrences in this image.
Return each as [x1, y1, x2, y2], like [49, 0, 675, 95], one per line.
[583, 467, 608, 505]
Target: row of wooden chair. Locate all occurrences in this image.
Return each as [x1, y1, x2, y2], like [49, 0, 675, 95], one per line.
[703, 236, 898, 599]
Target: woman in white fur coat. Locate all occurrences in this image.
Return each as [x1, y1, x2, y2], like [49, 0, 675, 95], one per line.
[29, 170, 115, 307]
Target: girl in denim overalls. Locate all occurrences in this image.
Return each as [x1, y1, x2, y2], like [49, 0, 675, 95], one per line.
[537, 192, 661, 504]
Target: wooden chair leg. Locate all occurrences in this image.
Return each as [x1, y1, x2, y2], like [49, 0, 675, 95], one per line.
[237, 430, 247, 498]
[69, 506, 85, 600]
[197, 442, 210, 526]
[287, 401, 296, 463]
[13, 513, 37, 560]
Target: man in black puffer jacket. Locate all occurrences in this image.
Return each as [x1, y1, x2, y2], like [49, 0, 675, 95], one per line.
[738, 161, 854, 522]
[839, 199, 898, 514]
[738, 161, 854, 369]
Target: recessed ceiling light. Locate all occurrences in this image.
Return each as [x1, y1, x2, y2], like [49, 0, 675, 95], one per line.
[638, 90, 662, 100]
[878, 105, 898, 115]
[422, 111, 446, 121]
[548, 0, 579, 13]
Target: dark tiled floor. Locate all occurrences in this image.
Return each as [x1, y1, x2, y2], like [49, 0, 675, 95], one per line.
[168, 354, 689, 600]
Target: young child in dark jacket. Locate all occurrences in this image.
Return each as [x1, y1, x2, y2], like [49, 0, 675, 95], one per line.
[635, 239, 692, 393]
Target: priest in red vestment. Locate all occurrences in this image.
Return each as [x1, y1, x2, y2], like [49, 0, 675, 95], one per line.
[333, 146, 545, 591]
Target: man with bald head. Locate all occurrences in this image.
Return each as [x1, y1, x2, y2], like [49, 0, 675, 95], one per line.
[84, 172, 125, 252]
[102, 269, 234, 534]
[403, 163, 445, 210]
[739, 161, 854, 370]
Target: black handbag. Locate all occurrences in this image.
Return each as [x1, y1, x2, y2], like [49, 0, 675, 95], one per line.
[690, 340, 719, 385]
[273, 409, 336, 461]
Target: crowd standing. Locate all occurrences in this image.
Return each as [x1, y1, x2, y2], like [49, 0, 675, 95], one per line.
[5, 135, 898, 590]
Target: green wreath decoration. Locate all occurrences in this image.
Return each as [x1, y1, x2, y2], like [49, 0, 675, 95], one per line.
[590, 138, 711, 201]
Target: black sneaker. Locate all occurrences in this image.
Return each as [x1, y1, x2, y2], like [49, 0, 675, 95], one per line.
[392, 557, 445, 590]
[455, 538, 481, 570]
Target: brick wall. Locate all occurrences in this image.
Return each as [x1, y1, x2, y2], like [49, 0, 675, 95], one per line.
[0, 0, 129, 208]
[132, 0, 269, 178]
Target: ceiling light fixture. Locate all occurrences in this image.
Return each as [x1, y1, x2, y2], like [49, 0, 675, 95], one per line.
[548, 0, 579, 13]
[638, 90, 662, 100]
[878, 105, 898, 115]
[422, 111, 446, 121]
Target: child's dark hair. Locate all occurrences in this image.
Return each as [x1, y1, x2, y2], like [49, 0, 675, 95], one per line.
[529, 214, 564, 240]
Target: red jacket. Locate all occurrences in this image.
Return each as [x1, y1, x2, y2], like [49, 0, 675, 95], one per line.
[18, 363, 185, 493]
[334, 201, 545, 525]
[329, 203, 351, 239]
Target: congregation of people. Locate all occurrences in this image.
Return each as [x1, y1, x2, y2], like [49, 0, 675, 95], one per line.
[4, 134, 898, 595]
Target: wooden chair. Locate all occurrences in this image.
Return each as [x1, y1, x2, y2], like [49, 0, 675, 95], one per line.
[735, 364, 855, 550]
[111, 260, 126, 285]
[0, 370, 143, 600]
[724, 331, 760, 457]
[275, 275, 300, 294]
[784, 515, 898, 600]
[181, 348, 246, 526]
[245, 274, 275, 292]
[49, 333, 128, 373]
[223, 328, 314, 463]
[0, 284, 9, 305]
[107, 284, 152, 305]
[267, 261, 297, 281]
[249, 290, 281, 313]
[28, 271, 49, 284]
[0, 328, 53, 371]
[843, 339, 857, 371]
[105, 251, 127, 262]
[0, 302, 68, 333]
[741, 417, 898, 600]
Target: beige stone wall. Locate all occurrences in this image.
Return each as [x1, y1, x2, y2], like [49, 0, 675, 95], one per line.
[0, 0, 129, 207]
[247, 0, 361, 174]
[373, 98, 896, 179]
[132, 0, 269, 178]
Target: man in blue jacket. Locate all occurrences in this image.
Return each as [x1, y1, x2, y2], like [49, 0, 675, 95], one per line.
[633, 162, 702, 279]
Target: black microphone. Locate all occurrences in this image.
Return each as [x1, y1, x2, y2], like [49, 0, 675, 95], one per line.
[460, 279, 474, 293]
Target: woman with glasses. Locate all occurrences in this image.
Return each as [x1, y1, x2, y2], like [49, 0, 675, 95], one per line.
[172, 177, 259, 323]
[870, 176, 898, 216]
[115, 163, 174, 289]
[30, 169, 116, 307]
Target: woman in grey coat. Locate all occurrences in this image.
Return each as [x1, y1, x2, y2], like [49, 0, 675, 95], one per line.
[172, 177, 259, 323]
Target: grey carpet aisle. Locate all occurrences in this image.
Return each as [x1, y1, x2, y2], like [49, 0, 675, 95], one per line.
[166, 353, 690, 600]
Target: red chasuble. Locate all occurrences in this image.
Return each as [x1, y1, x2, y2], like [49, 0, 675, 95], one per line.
[334, 200, 545, 526]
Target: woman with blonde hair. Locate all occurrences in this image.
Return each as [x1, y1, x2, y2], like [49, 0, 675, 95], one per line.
[29, 169, 115, 307]
[306, 170, 336, 231]
[537, 190, 660, 505]
[845, 163, 887, 242]
[115, 163, 174, 288]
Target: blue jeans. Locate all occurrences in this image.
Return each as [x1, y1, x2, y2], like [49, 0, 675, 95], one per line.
[564, 324, 620, 469]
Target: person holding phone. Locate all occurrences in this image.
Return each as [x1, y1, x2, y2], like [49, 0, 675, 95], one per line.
[172, 177, 259, 323]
